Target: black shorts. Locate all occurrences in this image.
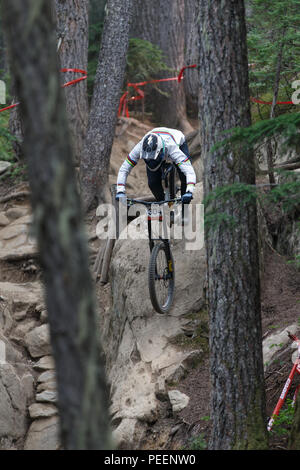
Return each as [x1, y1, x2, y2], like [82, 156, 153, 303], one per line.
[146, 141, 191, 201]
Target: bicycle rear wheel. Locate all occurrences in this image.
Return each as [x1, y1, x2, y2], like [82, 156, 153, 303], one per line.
[148, 241, 175, 314]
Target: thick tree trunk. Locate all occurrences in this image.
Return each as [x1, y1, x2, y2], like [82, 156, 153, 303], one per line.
[2, 0, 111, 450]
[80, 0, 133, 211]
[198, 0, 268, 449]
[132, 0, 193, 134]
[54, 0, 89, 165]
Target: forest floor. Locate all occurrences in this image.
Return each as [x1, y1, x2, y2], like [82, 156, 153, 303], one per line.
[0, 115, 299, 451]
[174, 245, 300, 451]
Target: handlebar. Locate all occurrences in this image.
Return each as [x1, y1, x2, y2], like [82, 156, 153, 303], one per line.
[126, 198, 182, 206]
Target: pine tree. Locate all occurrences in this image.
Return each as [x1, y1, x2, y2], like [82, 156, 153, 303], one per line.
[247, 0, 300, 113]
[198, 0, 269, 450]
[80, 0, 134, 210]
[1, 0, 111, 449]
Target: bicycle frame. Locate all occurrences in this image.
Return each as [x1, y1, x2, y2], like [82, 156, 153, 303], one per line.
[267, 331, 300, 432]
[127, 198, 181, 253]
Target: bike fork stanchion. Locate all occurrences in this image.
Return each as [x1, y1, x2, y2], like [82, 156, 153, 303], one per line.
[267, 331, 300, 432]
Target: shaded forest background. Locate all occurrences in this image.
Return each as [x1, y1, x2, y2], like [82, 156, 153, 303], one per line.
[0, 0, 299, 452]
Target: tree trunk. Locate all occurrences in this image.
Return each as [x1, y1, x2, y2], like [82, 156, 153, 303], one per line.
[0, 14, 7, 73]
[266, 29, 286, 186]
[8, 89, 23, 160]
[80, 0, 134, 211]
[54, 0, 89, 165]
[5, 38, 24, 160]
[132, 0, 193, 134]
[198, 0, 268, 450]
[184, 0, 200, 115]
[1, 0, 111, 450]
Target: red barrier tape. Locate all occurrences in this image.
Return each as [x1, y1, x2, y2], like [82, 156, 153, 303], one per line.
[118, 65, 198, 117]
[60, 68, 88, 88]
[1, 64, 295, 117]
[0, 102, 20, 113]
[118, 63, 296, 117]
[0, 68, 87, 113]
[250, 97, 293, 105]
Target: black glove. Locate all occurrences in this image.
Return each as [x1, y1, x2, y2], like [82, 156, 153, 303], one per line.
[181, 192, 193, 204]
[116, 192, 126, 200]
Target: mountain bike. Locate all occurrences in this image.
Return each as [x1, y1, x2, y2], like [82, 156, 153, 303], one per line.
[126, 196, 181, 314]
[161, 161, 183, 226]
[114, 160, 183, 313]
[267, 331, 300, 432]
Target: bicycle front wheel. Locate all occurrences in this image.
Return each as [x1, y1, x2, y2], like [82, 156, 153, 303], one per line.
[148, 241, 175, 314]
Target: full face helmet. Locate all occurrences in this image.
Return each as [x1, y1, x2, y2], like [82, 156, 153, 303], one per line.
[140, 133, 165, 171]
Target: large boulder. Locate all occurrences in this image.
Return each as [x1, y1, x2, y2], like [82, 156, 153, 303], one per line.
[0, 213, 38, 261]
[24, 324, 52, 358]
[0, 281, 44, 320]
[0, 364, 34, 448]
[101, 183, 206, 448]
[24, 416, 60, 450]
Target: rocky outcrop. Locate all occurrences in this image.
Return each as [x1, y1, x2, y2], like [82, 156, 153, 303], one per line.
[0, 363, 33, 449]
[0, 203, 59, 450]
[24, 416, 60, 451]
[0, 208, 38, 261]
[263, 323, 299, 371]
[99, 183, 207, 448]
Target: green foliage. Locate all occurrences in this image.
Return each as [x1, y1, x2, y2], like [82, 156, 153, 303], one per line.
[88, 12, 169, 103]
[204, 174, 299, 231]
[126, 38, 170, 84]
[0, 113, 16, 162]
[204, 182, 258, 231]
[186, 434, 207, 450]
[208, 113, 300, 229]
[266, 173, 300, 212]
[272, 398, 295, 436]
[214, 112, 300, 153]
[247, 0, 300, 117]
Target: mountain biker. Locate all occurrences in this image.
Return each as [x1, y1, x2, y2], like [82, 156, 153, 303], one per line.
[116, 127, 196, 203]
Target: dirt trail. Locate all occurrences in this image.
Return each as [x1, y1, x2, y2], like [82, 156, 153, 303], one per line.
[170, 246, 300, 450]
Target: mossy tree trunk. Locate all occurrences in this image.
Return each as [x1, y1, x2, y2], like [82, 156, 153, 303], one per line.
[198, 0, 268, 450]
[1, 0, 111, 450]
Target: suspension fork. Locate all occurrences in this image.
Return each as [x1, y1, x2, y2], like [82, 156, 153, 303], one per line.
[148, 212, 154, 252]
[162, 239, 173, 275]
